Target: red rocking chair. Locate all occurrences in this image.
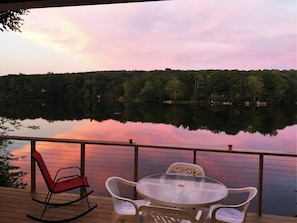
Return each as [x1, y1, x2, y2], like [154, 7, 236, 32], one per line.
[27, 150, 97, 222]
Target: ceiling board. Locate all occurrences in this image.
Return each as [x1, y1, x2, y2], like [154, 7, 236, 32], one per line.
[0, 0, 166, 10]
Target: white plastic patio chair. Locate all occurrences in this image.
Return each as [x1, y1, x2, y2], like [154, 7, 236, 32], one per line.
[105, 176, 151, 223]
[166, 162, 205, 176]
[166, 162, 205, 218]
[140, 205, 202, 223]
[205, 187, 257, 223]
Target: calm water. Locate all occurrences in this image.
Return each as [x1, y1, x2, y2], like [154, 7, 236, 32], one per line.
[6, 117, 296, 217]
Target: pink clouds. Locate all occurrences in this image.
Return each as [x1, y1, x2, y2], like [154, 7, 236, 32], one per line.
[81, 0, 296, 70]
[0, 0, 296, 75]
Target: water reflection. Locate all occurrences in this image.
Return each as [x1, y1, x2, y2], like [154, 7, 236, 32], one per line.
[13, 119, 297, 153]
[1, 99, 296, 136]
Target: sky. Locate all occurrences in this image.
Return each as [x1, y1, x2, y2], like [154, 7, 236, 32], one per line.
[0, 0, 296, 75]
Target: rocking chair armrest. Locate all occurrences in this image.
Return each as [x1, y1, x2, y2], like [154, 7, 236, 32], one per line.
[53, 166, 82, 181]
[54, 174, 83, 184]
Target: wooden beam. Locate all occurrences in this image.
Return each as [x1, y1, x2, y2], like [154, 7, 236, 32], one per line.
[0, 0, 167, 11]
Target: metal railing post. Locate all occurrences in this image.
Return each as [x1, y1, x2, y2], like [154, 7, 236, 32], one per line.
[258, 154, 264, 216]
[133, 145, 139, 199]
[193, 150, 197, 164]
[80, 143, 86, 196]
[30, 140, 36, 193]
[134, 146, 139, 181]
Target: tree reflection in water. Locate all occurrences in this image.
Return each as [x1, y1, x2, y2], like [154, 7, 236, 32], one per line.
[0, 100, 296, 136]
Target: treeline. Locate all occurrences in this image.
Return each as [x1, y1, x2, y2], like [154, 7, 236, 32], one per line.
[0, 69, 296, 105]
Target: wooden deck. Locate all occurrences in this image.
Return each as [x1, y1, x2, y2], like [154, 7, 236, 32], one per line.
[0, 187, 295, 223]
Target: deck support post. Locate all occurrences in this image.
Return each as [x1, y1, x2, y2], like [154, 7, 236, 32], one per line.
[258, 154, 264, 216]
[80, 143, 86, 197]
[133, 145, 139, 199]
[31, 140, 36, 193]
[193, 150, 197, 164]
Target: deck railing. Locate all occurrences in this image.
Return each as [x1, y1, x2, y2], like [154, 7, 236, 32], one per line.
[1, 135, 296, 216]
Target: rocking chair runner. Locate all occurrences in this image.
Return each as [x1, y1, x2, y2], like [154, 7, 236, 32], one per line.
[27, 150, 97, 222]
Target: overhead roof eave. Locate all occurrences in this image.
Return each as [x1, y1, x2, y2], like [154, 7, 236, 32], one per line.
[0, 0, 165, 11]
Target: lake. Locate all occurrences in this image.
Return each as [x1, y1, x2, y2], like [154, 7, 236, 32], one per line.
[1, 102, 296, 217]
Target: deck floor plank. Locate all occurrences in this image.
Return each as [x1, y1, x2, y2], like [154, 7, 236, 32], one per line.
[0, 187, 295, 223]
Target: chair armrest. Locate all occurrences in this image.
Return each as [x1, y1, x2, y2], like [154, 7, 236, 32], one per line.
[54, 174, 82, 183]
[52, 174, 85, 192]
[53, 166, 82, 181]
[119, 177, 137, 187]
[228, 188, 246, 194]
[112, 194, 139, 210]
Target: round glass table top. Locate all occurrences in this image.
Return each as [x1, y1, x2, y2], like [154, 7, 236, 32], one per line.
[136, 173, 228, 208]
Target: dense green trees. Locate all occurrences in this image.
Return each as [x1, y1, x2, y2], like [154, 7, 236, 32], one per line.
[0, 9, 29, 32]
[165, 77, 185, 101]
[0, 117, 29, 188]
[0, 7, 30, 187]
[0, 69, 296, 105]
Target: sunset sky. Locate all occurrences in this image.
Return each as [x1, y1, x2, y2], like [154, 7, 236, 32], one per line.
[0, 0, 296, 75]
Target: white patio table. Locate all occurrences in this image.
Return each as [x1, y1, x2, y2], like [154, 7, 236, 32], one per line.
[136, 173, 228, 209]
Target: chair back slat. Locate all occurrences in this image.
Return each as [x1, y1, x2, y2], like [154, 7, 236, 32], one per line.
[166, 162, 205, 176]
[32, 151, 54, 190]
